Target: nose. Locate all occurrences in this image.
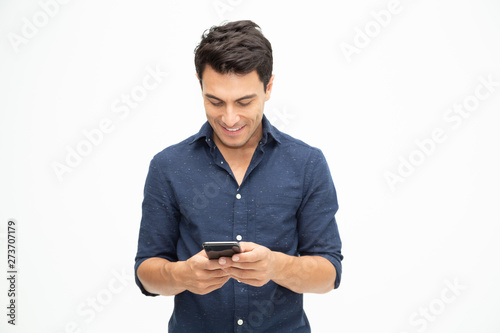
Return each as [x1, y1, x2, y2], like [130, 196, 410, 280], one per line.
[221, 105, 240, 127]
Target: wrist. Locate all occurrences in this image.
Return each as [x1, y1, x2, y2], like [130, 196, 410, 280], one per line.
[270, 251, 292, 282]
[162, 260, 187, 294]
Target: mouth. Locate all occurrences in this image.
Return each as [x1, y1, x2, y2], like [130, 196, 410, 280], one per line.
[220, 124, 245, 134]
[225, 126, 243, 132]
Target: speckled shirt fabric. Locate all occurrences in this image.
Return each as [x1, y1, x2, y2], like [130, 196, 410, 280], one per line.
[135, 115, 343, 332]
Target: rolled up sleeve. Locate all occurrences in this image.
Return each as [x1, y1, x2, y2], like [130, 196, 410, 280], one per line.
[134, 156, 180, 296]
[297, 149, 343, 288]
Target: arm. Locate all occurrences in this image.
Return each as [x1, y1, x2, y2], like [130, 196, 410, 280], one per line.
[135, 158, 231, 296]
[219, 242, 336, 294]
[137, 250, 231, 296]
[272, 252, 336, 294]
[137, 258, 186, 296]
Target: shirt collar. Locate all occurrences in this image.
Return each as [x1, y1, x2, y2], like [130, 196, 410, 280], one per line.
[189, 114, 281, 147]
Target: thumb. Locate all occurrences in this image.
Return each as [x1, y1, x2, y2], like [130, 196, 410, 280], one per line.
[238, 241, 257, 253]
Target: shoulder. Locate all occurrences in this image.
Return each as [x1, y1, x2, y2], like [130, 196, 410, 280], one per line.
[150, 132, 205, 168]
[272, 127, 325, 163]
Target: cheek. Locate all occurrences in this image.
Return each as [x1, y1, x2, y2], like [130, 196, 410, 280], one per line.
[251, 104, 265, 121]
[204, 105, 219, 120]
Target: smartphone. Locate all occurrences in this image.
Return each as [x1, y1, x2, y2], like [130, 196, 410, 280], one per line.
[203, 241, 241, 260]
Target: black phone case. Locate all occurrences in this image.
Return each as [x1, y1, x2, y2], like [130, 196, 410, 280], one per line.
[203, 242, 241, 259]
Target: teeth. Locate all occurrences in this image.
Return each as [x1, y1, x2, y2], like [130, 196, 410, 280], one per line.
[225, 127, 242, 132]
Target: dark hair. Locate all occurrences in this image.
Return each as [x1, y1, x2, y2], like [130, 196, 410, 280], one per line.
[194, 20, 273, 91]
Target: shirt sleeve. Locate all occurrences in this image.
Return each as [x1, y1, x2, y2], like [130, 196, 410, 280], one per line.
[297, 148, 343, 289]
[134, 156, 181, 296]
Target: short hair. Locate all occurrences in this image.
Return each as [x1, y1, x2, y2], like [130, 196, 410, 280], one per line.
[194, 20, 273, 92]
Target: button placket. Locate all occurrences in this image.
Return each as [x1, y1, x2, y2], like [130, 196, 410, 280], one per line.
[233, 186, 248, 326]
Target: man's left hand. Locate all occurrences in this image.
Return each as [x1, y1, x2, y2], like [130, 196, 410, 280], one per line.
[218, 242, 278, 287]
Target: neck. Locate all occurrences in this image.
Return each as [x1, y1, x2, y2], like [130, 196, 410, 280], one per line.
[213, 126, 262, 186]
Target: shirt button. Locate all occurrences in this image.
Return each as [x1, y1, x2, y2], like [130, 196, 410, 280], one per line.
[236, 235, 242, 241]
[236, 193, 241, 199]
[237, 319, 244, 326]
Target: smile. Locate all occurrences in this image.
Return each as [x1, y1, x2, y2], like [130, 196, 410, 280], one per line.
[225, 126, 243, 132]
[221, 124, 245, 133]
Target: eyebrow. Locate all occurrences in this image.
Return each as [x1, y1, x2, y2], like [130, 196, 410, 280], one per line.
[204, 93, 257, 102]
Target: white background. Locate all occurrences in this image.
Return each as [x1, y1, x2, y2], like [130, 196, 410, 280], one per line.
[1, 0, 500, 332]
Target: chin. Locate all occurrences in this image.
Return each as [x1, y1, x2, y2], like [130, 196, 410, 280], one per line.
[221, 139, 247, 149]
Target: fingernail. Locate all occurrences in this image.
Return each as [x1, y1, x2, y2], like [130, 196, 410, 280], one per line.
[220, 258, 226, 265]
[233, 255, 239, 262]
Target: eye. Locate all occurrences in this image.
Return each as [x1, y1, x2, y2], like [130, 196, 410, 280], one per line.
[209, 100, 223, 107]
[238, 101, 251, 107]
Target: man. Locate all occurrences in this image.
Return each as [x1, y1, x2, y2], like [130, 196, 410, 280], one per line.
[135, 20, 343, 332]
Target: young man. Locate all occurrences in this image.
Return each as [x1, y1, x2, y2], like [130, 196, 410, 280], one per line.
[135, 20, 343, 332]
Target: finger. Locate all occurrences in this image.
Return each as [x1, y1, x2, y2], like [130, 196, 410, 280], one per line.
[223, 261, 263, 273]
[196, 249, 209, 259]
[225, 267, 269, 287]
[204, 259, 227, 271]
[222, 267, 246, 280]
[218, 256, 241, 266]
[217, 256, 253, 271]
[191, 276, 231, 295]
[223, 266, 261, 279]
[232, 249, 262, 263]
[206, 275, 231, 286]
[205, 267, 231, 278]
[238, 241, 257, 253]
[235, 278, 268, 288]
[192, 253, 226, 271]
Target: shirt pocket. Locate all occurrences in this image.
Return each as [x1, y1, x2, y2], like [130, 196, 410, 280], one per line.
[254, 194, 302, 253]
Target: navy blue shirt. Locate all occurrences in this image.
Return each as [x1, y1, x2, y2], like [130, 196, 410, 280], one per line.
[135, 115, 343, 332]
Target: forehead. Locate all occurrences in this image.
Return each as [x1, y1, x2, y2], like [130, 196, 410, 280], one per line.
[201, 66, 263, 98]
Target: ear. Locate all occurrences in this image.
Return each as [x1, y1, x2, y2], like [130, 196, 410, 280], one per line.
[265, 75, 275, 101]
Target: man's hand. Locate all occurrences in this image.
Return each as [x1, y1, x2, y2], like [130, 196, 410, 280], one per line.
[177, 250, 231, 295]
[217, 241, 337, 294]
[138, 243, 336, 296]
[137, 250, 231, 296]
[218, 242, 278, 287]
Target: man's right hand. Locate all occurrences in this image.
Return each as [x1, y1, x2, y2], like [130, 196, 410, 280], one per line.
[175, 250, 231, 295]
[138, 251, 231, 296]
